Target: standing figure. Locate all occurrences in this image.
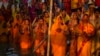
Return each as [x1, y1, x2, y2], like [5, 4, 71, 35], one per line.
[50, 13, 68, 56]
[77, 14, 94, 56]
[20, 19, 31, 54]
[88, 4, 96, 27]
[69, 12, 79, 56]
[34, 18, 47, 56]
[11, 15, 20, 47]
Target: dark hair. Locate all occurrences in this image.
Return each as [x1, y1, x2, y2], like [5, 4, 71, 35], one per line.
[77, 7, 82, 12]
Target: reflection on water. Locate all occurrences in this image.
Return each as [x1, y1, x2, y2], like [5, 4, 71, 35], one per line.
[0, 34, 34, 56]
[0, 34, 100, 56]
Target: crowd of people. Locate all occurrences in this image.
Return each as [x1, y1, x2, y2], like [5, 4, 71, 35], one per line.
[0, 0, 100, 56]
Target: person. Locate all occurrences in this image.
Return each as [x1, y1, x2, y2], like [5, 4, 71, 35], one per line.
[43, 11, 49, 24]
[28, 1, 36, 23]
[69, 12, 79, 56]
[88, 4, 96, 27]
[34, 17, 47, 56]
[77, 14, 94, 56]
[20, 19, 31, 54]
[77, 8, 82, 20]
[50, 13, 68, 56]
[11, 15, 19, 41]
[61, 9, 70, 25]
[91, 8, 100, 55]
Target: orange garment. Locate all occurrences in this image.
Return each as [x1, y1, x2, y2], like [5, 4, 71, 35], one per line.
[20, 20, 31, 54]
[69, 18, 78, 56]
[20, 34, 31, 50]
[20, 34, 31, 55]
[70, 39, 77, 56]
[34, 19, 47, 56]
[50, 15, 68, 56]
[11, 19, 19, 44]
[77, 22, 94, 56]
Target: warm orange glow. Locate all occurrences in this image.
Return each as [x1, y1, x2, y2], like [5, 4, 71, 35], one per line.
[20, 41, 30, 50]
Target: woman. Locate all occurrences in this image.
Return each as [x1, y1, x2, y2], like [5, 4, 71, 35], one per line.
[20, 19, 31, 54]
[69, 12, 79, 56]
[34, 18, 47, 56]
[50, 13, 68, 56]
[77, 14, 94, 56]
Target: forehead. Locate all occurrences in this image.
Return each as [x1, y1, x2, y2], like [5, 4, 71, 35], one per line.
[83, 14, 88, 17]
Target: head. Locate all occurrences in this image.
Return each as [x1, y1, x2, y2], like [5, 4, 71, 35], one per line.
[38, 18, 44, 24]
[88, 4, 95, 13]
[61, 9, 66, 17]
[71, 12, 78, 19]
[44, 11, 49, 18]
[95, 8, 100, 18]
[81, 6, 86, 13]
[82, 14, 89, 22]
[24, 19, 30, 25]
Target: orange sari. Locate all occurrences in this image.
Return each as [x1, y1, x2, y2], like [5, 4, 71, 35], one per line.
[34, 20, 47, 56]
[20, 22, 31, 54]
[50, 15, 68, 56]
[77, 22, 94, 56]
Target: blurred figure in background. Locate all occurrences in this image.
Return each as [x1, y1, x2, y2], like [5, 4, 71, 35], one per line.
[50, 12, 68, 56]
[88, 4, 96, 27]
[20, 19, 32, 55]
[69, 12, 79, 56]
[77, 14, 94, 56]
[34, 17, 47, 56]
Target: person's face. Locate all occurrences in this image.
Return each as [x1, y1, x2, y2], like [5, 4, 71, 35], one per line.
[72, 13, 77, 19]
[62, 10, 66, 16]
[39, 19, 43, 24]
[95, 11, 99, 17]
[89, 7, 94, 12]
[25, 20, 29, 25]
[82, 15, 88, 22]
[77, 9, 81, 15]
[45, 12, 49, 18]
[82, 7, 85, 12]
[42, 3, 46, 9]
